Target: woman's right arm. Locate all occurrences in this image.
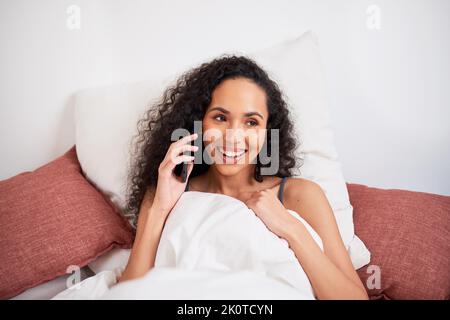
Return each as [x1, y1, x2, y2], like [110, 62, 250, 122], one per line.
[117, 187, 168, 283]
[117, 132, 198, 283]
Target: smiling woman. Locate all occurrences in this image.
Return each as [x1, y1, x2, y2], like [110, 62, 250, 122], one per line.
[125, 54, 300, 222]
[118, 54, 367, 299]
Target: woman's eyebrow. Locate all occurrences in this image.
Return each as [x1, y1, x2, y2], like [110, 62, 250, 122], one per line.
[208, 106, 264, 119]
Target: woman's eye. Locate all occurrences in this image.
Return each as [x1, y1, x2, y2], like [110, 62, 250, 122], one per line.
[214, 115, 226, 122]
[213, 115, 258, 126]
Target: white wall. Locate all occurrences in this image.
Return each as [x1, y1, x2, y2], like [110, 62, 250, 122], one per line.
[0, 0, 449, 195]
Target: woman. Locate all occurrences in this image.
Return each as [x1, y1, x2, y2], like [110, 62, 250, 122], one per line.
[118, 55, 368, 299]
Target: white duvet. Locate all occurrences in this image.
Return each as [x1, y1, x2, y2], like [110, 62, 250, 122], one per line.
[52, 191, 323, 300]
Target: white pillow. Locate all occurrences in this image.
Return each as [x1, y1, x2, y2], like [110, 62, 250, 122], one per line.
[75, 78, 169, 212]
[76, 30, 370, 270]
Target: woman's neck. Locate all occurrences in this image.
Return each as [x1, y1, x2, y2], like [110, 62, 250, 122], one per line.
[204, 165, 260, 197]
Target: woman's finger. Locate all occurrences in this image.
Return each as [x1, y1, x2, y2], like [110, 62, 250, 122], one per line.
[170, 133, 198, 150]
[159, 154, 194, 177]
[162, 155, 195, 169]
[174, 155, 195, 165]
[170, 144, 198, 162]
[160, 133, 198, 168]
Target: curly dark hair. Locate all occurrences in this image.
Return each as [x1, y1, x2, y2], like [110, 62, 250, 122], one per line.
[125, 54, 303, 227]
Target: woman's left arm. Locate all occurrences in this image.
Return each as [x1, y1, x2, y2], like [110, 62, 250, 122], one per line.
[283, 213, 368, 300]
[245, 179, 369, 300]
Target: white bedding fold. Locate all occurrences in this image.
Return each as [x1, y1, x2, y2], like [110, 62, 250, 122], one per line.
[52, 191, 323, 300]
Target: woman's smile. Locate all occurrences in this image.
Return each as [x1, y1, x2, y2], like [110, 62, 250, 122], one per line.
[216, 146, 248, 164]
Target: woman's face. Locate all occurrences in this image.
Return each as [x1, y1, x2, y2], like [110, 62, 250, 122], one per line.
[202, 77, 269, 176]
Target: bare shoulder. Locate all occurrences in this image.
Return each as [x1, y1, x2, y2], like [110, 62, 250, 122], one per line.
[283, 177, 325, 205]
[282, 177, 334, 225]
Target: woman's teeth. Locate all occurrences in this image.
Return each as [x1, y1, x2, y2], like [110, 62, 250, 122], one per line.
[218, 147, 247, 159]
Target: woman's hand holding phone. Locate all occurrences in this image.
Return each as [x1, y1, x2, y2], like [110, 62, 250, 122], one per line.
[151, 133, 198, 216]
[119, 134, 198, 283]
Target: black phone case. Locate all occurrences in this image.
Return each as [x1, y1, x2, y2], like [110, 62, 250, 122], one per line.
[180, 162, 188, 183]
[174, 135, 192, 182]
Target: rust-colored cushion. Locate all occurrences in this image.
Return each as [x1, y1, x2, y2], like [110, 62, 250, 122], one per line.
[0, 146, 135, 299]
[348, 183, 450, 300]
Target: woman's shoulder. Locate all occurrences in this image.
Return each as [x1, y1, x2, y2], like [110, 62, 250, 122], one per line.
[284, 177, 323, 195]
[283, 177, 327, 217]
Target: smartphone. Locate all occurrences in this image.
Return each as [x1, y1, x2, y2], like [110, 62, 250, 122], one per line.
[180, 162, 188, 183]
[174, 134, 193, 182]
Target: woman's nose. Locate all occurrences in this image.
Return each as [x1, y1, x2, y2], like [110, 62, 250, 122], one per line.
[223, 123, 246, 146]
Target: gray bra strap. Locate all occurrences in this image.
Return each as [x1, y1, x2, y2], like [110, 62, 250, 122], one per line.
[278, 177, 288, 204]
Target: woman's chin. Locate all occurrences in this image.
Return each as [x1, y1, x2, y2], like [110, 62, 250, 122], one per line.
[214, 162, 247, 175]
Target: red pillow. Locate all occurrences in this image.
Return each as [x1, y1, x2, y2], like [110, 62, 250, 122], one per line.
[0, 146, 135, 299]
[348, 183, 450, 300]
